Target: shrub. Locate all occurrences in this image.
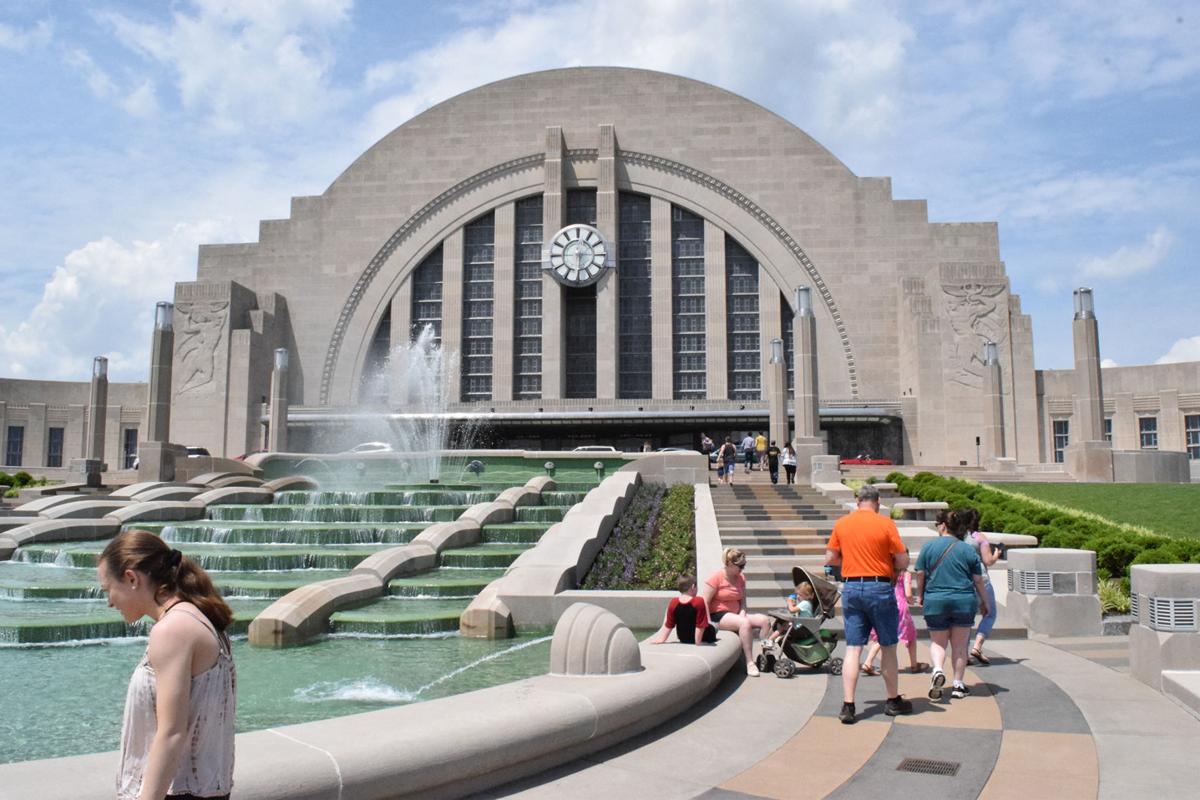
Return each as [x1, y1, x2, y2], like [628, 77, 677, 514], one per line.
[1092, 538, 1145, 580]
[1098, 578, 1131, 615]
[12, 471, 34, 487]
[633, 484, 696, 589]
[0, 472, 12, 487]
[1131, 547, 1184, 567]
[582, 482, 696, 591]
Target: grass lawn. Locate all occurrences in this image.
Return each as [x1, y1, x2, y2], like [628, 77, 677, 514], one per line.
[991, 483, 1200, 539]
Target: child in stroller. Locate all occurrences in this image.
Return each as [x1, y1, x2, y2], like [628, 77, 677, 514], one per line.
[757, 567, 845, 678]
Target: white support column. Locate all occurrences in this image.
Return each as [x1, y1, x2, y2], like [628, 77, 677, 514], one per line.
[492, 202, 516, 402]
[268, 348, 289, 453]
[1064, 288, 1113, 481]
[595, 124, 619, 400]
[650, 197, 674, 401]
[541, 126, 565, 401]
[704, 222, 728, 400]
[146, 301, 174, 442]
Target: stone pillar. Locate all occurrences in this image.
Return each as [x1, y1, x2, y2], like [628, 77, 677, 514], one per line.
[268, 348, 289, 453]
[791, 286, 826, 483]
[982, 340, 1006, 460]
[25, 403, 46, 468]
[704, 222, 728, 400]
[491, 203, 516, 403]
[1005, 548, 1101, 636]
[650, 197, 674, 401]
[1064, 288, 1113, 481]
[72, 357, 108, 487]
[1130, 565, 1200, 698]
[441, 229, 464, 404]
[85, 357, 108, 461]
[594, 124, 619, 400]
[767, 338, 788, 446]
[146, 301, 174, 442]
[810, 455, 842, 486]
[1159, 389, 1184, 453]
[540, 126, 565, 401]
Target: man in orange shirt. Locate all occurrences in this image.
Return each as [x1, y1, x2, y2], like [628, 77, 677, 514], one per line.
[825, 484, 913, 724]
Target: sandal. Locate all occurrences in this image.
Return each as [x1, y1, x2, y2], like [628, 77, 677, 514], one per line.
[909, 662, 929, 674]
[860, 663, 880, 677]
[971, 649, 991, 666]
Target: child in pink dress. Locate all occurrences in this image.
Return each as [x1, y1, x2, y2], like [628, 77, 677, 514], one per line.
[860, 570, 925, 675]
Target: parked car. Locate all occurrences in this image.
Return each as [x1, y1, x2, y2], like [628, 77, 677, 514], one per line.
[347, 442, 394, 453]
[656, 447, 695, 453]
[185, 446, 211, 458]
[572, 445, 618, 452]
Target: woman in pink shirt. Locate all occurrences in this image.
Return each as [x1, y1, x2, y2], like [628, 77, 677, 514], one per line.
[700, 548, 774, 676]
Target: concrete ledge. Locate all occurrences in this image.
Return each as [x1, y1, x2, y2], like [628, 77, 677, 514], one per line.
[0, 516, 41, 533]
[261, 475, 319, 493]
[0, 626, 739, 800]
[207, 474, 266, 489]
[41, 500, 131, 520]
[347, 543, 439, 585]
[891, 501, 949, 521]
[524, 475, 556, 493]
[814, 481, 854, 503]
[187, 470, 255, 487]
[109, 481, 176, 498]
[105, 501, 208, 525]
[14, 494, 89, 514]
[192, 487, 275, 506]
[0, 518, 121, 550]
[247, 573, 384, 646]
[410, 520, 482, 553]
[1162, 671, 1200, 719]
[0, 536, 16, 560]
[130, 485, 205, 502]
[459, 500, 514, 527]
[497, 486, 539, 508]
[693, 484, 722, 582]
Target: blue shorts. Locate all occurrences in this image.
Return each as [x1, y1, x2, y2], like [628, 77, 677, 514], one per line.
[842, 581, 899, 647]
[923, 594, 977, 631]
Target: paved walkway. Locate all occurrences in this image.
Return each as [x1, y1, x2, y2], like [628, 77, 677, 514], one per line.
[479, 471, 1199, 799]
[479, 635, 1200, 799]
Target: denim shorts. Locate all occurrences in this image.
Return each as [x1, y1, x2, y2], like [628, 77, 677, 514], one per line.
[841, 581, 899, 647]
[923, 594, 977, 631]
[924, 610, 976, 631]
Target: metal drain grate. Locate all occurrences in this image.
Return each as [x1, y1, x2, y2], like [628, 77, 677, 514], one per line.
[897, 758, 961, 776]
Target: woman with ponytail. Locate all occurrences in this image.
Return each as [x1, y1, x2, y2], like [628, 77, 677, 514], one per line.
[97, 529, 235, 800]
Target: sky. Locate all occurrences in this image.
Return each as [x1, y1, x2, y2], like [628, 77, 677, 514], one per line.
[1, 0, 1197, 382]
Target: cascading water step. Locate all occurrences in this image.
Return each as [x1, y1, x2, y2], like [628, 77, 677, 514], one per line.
[480, 523, 551, 544]
[16, 543, 392, 572]
[0, 598, 271, 644]
[388, 568, 505, 598]
[205, 504, 470, 523]
[513, 506, 565, 523]
[439, 545, 531, 568]
[137, 521, 429, 546]
[329, 598, 470, 636]
[273, 489, 501, 506]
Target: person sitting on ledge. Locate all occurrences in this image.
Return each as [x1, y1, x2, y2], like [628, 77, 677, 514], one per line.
[649, 573, 717, 645]
[700, 548, 774, 676]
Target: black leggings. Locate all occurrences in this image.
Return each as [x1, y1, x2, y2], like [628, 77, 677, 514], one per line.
[167, 794, 230, 800]
[784, 465, 797, 483]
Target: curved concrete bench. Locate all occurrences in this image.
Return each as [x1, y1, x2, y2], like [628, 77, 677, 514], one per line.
[109, 481, 170, 499]
[187, 471, 256, 487]
[207, 474, 265, 489]
[14, 494, 89, 514]
[131, 485, 205, 502]
[41, 500, 131, 520]
[261, 475, 319, 493]
[248, 476, 555, 647]
[0, 516, 41, 533]
[0, 518, 121, 549]
[106, 501, 207, 525]
[0, 604, 740, 799]
[191, 487, 275, 506]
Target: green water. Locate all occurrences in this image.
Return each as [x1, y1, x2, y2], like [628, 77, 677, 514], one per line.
[0, 631, 555, 764]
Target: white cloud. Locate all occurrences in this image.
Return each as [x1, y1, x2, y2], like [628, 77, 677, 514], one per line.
[0, 220, 234, 381]
[101, 0, 352, 133]
[1100, 358, 1118, 368]
[359, 0, 913, 150]
[121, 79, 160, 118]
[1079, 225, 1174, 280]
[1156, 336, 1200, 365]
[65, 48, 118, 99]
[0, 19, 52, 51]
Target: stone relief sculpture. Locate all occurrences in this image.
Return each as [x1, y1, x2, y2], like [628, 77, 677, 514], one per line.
[943, 283, 1007, 388]
[175, 300, 229, 395]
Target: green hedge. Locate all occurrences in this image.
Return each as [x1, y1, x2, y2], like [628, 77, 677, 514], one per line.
[885, 471, 1200, 585]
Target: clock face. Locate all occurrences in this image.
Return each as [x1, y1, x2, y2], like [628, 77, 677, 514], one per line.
[546, 224, 610, 287]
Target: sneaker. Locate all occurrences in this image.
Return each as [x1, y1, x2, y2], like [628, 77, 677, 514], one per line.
[746, 662, 760, 677]
[928, 669, 946, 700]
[839, 701, 856, 725]
[884, 695, 913, 716]
[951, 683, 971, 699]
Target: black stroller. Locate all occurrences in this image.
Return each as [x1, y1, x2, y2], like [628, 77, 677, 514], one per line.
[755, 566, 844, 678]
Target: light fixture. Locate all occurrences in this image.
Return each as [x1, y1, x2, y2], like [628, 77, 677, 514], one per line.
[1073, 287, 1095, 320]
[794, 285, 812, 317]
[769, 337, 784, 365]
[154, 301, 174, 331]
[274, 348, 289, 371]
[92, 356, 108, 379]
[983, 341, 999, 366]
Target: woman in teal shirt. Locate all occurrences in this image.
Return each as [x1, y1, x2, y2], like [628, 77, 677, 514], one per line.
[914, 510, 990, 701]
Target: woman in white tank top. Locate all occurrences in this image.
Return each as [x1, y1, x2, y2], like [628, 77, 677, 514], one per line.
[98, 530, 236, 800]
